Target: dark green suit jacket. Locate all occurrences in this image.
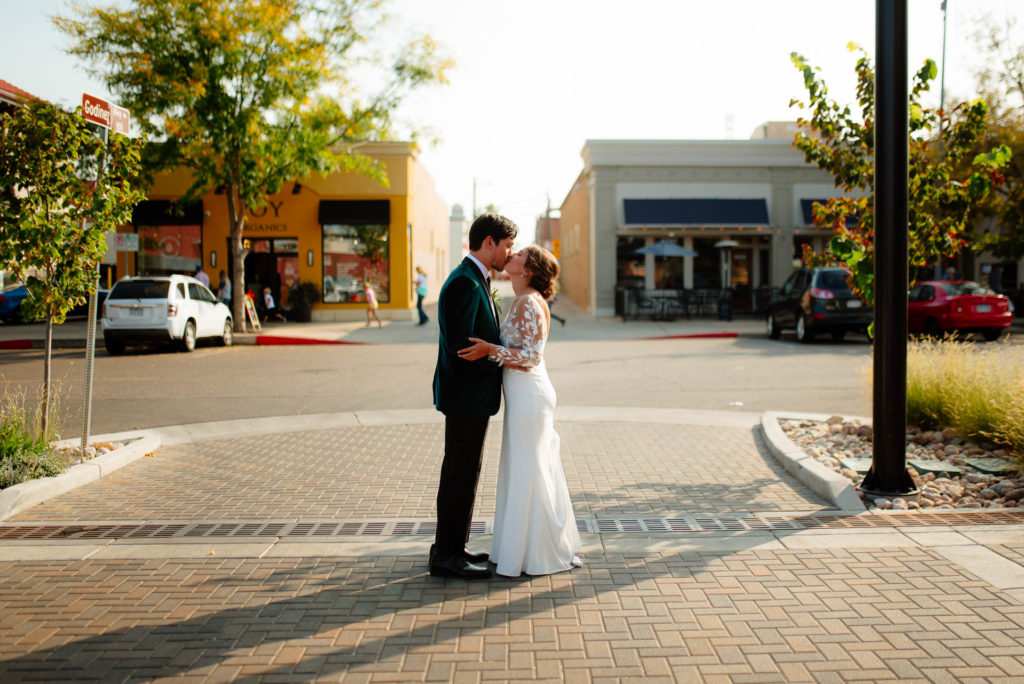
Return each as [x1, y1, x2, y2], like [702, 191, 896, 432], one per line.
[433, 257, 503, 416]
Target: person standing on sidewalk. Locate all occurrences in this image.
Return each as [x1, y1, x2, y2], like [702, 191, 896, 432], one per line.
[430, 213, 517, 580]
[414, 266, 430, 326]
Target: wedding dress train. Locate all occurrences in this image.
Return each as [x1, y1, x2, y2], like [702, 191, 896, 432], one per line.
[489, 293, 582, 577]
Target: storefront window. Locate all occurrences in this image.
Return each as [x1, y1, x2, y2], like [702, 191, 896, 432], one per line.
[136, 225, 202, 276]
[322, 224, 390, 303]
[616, 237, 645, 289]
[692, 237, 722, 289]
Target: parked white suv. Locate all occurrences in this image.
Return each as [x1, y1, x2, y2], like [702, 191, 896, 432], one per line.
[102, 275, 233, 354]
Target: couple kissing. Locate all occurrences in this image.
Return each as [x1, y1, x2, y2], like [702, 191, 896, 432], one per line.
[430, 213, 582, 580]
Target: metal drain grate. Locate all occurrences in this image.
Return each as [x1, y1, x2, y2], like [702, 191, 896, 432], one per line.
[4, 510, 1024, 542]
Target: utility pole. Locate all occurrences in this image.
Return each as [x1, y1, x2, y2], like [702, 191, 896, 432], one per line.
[935, 0, 949, 280]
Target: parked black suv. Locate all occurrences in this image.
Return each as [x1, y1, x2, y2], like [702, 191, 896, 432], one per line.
[766, 267, 873, 342]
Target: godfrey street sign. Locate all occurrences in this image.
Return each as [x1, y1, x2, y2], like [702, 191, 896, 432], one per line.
[82, 93, 130, 135]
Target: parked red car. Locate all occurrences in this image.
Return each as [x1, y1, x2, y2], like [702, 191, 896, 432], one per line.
[908, 280, 1014, 340]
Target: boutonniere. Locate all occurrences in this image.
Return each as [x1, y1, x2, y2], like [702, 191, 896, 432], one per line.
[491, 288, 502, 315]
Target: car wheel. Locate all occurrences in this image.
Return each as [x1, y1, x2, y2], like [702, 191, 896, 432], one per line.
[982, 328, 1003, 342]
[831, 330, 846, 342]
[767, 314, 781, 339]
[219, 318, 233, 346]
[796, 313, 814, 343]
[180, 320, 197, 352]
[924, 318, 943, 338]
[104, 337, 125, 355]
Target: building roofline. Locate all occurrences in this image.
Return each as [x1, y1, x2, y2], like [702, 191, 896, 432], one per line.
[581, 138, 808, 171]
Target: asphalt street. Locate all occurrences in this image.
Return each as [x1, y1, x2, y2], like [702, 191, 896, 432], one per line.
[0, 331, 882, 437]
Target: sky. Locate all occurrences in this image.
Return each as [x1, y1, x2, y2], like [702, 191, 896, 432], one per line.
[2, 0, 1022, 245]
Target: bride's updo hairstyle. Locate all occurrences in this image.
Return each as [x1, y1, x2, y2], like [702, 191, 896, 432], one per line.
[524, 245, 560, 300]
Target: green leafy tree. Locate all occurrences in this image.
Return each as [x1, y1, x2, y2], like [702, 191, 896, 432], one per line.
[57, 0, 451, 330]
[967, 17, 1024, 262]
[0, 98, 145, 430]
[789, 44, 1010, 306]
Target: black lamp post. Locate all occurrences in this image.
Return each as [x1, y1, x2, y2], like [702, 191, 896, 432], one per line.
[860, 0, 917, 498]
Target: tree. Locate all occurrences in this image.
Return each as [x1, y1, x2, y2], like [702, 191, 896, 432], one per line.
[789, 44, 1010, 306]
[57, 0, 451, 331]
[0, 98, 145, 431]
[967, 17, 1024, 262]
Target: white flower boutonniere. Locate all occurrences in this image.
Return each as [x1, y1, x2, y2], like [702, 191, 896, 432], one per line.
[491, 288, 502, 316]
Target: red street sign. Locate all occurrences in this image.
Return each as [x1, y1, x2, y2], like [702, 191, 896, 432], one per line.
[82, 93, 130, 135]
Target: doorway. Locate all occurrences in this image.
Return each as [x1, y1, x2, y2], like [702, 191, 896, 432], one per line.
[233, 237, 299, 314]
[731, 248, 753, 311]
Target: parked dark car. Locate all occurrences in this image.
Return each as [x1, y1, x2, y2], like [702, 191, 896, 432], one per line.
[908, 280, 1013, 341]
[767, 267, 873, 343]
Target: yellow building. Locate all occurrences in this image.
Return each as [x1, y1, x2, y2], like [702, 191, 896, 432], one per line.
[111, 142, 449, 321]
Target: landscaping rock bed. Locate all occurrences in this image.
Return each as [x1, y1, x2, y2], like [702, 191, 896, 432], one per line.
[781, 417, 1022, 511]
[52, 441, 128, 467]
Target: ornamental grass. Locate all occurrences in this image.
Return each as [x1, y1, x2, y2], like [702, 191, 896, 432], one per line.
[0, 385, 70, 490]
[905, 335, 1024, 458]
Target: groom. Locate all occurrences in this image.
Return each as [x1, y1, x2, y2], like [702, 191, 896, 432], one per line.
[431, 213, 517, 579]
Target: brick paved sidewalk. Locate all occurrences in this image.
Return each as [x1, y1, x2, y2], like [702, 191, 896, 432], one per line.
[7, 415, 1024, 681]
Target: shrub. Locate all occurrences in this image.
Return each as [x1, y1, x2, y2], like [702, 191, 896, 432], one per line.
[0, 387, 70, 489]
[906, 336, 1024, 456]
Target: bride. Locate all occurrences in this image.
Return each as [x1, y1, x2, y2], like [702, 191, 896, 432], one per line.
[458, 245, 582, 577]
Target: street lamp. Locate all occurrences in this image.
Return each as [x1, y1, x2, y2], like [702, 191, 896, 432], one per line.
[715, 239, 739, 320]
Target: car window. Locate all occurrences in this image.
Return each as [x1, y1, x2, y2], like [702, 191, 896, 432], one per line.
[108, 280, 170, 299]
[920, 285, 935, 301]
[941, 281, 992, 296]
[197, 284, 217, 303]
[793, 270, 810, 292]
[176, 283, 186, 298]
[188, 283, 207, 301]
[909, 285, 923, 302]
[815, 270, 852, 290]
[780, 271, 798, 297]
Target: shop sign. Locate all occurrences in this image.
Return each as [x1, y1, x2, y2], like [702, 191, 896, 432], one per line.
[111, 233, 139, 251]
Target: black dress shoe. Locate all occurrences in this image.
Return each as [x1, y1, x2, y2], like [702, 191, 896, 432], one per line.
[430, 544, 489, 565]
[429, 554, 492, 580]
[464, 548, 489, 564]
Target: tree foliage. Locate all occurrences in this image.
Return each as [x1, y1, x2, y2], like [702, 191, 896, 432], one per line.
[789, 44, 1009, 305]
[967, 17, 1024, 261]
[56, 0, 451, 329]
[0, 98, 145, 429]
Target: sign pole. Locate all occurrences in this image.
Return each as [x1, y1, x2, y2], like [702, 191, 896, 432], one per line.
[79, 94, 130, 450]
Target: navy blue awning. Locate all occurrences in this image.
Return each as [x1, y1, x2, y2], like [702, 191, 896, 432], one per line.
[623, 198, 768, 225]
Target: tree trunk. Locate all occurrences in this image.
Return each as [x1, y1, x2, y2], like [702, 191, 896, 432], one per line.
[41, 314, 52, 434]
[226, 185, 247, 333]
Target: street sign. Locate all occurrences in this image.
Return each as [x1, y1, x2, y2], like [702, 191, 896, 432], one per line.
[111, 233, 139, 251]
[552, 239, 560, 259]
[82, 93, 130, 135]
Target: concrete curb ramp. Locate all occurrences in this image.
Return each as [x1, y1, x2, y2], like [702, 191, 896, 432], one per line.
[0, 433, 160, 521]
[761, 410, 866, 512]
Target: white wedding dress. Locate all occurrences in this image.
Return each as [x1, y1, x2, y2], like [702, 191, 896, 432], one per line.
[489, 292, 582, 577]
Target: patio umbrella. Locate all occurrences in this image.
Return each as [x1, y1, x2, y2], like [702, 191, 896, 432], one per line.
[633, 240, 698, 257]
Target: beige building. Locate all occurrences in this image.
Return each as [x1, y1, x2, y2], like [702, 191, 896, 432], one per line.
[558, 137, 849, 316]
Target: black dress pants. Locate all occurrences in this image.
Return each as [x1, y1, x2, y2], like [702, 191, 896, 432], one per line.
[435, 414, 490, 557]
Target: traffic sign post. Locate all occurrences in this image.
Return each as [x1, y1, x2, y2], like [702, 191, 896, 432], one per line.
[80, 94, 130, 450]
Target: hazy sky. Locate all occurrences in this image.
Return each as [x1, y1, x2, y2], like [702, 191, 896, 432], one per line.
[2, 0, 1022, 244]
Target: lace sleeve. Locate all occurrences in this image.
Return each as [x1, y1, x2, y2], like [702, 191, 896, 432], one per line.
[490, 295, 546, 368]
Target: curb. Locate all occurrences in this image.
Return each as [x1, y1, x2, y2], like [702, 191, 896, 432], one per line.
[0, 339, 86, 350]
[760, 411, 866, 512]
[236, 335, 367, 346]
[0, 432, 160, 522]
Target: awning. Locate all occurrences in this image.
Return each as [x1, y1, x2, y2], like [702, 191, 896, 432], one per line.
[623, 198, 768, 226]
[318, 200, 390, 225]
[132, 200, 203, 226]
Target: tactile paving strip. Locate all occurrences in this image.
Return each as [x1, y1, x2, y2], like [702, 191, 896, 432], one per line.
[3, 510, 1024, 541]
